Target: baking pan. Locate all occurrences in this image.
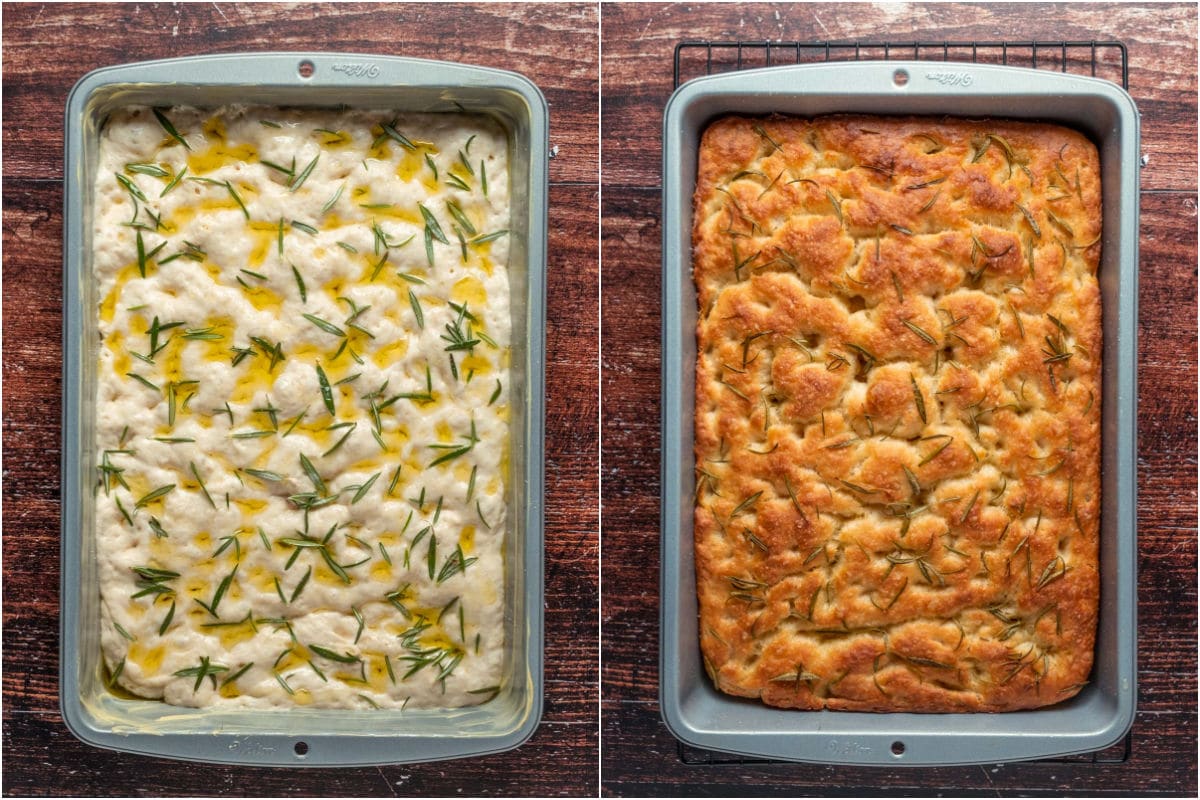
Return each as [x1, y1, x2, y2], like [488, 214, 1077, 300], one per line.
[660, 61, 1138, 766]
[62, 52, 546, 766]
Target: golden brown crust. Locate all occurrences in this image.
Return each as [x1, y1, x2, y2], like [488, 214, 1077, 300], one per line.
[692, 115, 1101, 712]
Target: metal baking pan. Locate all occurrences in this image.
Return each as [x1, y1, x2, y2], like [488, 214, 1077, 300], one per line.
[62, 52, 546, 766]
[660, 61, 1138, 766]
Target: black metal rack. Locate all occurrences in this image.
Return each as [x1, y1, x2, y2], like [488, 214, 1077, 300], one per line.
[674, 40, 1128, 90]
[671, 35, 1132, 770]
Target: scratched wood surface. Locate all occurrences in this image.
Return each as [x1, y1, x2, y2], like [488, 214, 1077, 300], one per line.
[2, 2, 598, 796]
[601, 3, 1197, 796]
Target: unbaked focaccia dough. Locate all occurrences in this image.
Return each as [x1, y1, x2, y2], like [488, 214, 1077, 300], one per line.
[94, 106, 511, 709]
[692, 115, 1101, 712]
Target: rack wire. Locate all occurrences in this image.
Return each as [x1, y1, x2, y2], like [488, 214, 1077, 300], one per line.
[671, 36, 1132, 770]
[674, 40, 1128, 89]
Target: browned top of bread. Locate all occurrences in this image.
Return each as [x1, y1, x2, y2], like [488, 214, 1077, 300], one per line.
[692, 115, 1101, 712]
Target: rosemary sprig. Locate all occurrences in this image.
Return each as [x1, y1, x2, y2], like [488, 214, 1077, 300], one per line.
[275, 671, 295, 695]
[291, 264, 307, 303]
[350, 472, 381, 504]
[134, 484, 175, 509]
[371, 220, 395, 255]
[97, 449, 131, 495]
[158, 240, 206, 265]
[114, 496, 134, 525]
[322, 422, 356, 457]
[321, 183, 344, 215]
[903, 319, 937, 345]
[281, 531, 350, 584]
[113, 621, 135, 641]
[419, 203, 449, 244]
[408, 289, 424, 329]
[299, 453, 327, 494]
[135, 229, 149, 277]
[729, 491, 762, 519]
[249, 337, 285, 372]
[315, 127, 347, 144]
[457, 149, 475, 175]
[144, 513, 170, 537]
[315, 365, 336, 416]
[290, 153, 319, 191]
[428, 419, 479, 467]
[289, 566, 312, 604]
[438, 545, 478, 584]
[231, 429, 274, 439]
[182, 326, 223, 341]
[146, 315, 184, 359]
[970, 135, 991, 163]
[225, 181, 249, 220]
[918, 435, 954, 466]
[910, 374, 927, 425]
[261, 156, 296, 178]
[441, 303, 480, 357]
[158, 600, 176, 635]
[824, 189, 844, 228]
[838, 478, 876, 495]
[173, 656, 228, 692]
[222, 662, 253, 687]
[115, 174, 146, 211]
[127, 161, 170, 178]
[107, 658, 126, 687]
[213, 534, 241, 560]
[1016, 202, 1041, 238]
[195, 565, 237, 618]
[125, 371, 160, 393]
[303, 313, 345, 338]
[752, 124, 782, 153]
[338, 296, 375, 338]
[160, 166, 187, 197]
[153, 108, 191, 150]
[131, 565, 179, 600]
[842, 345, 875, 379]
[381, 120, 416, 151]
[471, 229, 508, 245]
[445, 201, 477, 237]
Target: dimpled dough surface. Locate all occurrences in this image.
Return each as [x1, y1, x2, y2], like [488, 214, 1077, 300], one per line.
[692, 115, 1101, 712]
[94, 106, 511, 709]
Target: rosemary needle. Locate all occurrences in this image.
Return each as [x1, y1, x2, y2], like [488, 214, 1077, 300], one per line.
[316, 365, 336, 416]
[290, 153, 319, 191]
[153, 108, 191, 150]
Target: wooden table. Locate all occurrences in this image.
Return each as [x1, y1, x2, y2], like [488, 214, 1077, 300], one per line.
[601, 3, 1197, 796]
[2, 3, 598, 795]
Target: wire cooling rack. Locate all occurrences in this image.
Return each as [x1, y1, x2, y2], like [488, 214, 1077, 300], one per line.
[671, 35, 1132, 769]
[674, 39, 1128, 90]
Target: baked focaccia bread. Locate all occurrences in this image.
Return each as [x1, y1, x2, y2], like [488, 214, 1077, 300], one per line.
[692, 115, 1101, 712]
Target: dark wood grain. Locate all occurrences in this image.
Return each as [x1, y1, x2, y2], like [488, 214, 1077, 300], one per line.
[601, 2, 1197, 192]
[1, 2, 598, 187]
[601, 2, 1197, 796]
[2, 2, 598, 796]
